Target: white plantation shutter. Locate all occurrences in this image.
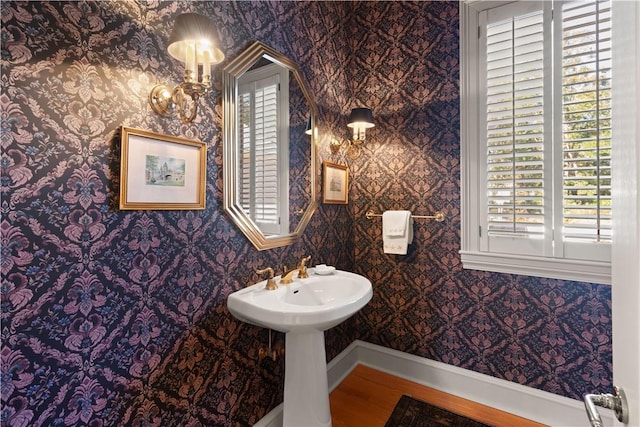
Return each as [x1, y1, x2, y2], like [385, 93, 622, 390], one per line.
[238, 67, 286, 236]
[480, 1, 552, 256]
[485, 7, 547, 240]
[558, 0, 612, 249]
[461, 0, 612, 283]
[254, 80, 278, 227]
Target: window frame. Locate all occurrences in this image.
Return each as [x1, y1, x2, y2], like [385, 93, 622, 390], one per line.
[460, 0, 611, 285]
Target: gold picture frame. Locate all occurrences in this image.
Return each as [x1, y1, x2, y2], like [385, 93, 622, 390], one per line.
[322, 161, 348, 204]
[119, 126, 206, 210]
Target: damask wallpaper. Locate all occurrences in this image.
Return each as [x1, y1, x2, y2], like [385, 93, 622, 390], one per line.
[2, 1, 354, 425]
[1, 1, 611, 426]
[341, 0, 612, 402]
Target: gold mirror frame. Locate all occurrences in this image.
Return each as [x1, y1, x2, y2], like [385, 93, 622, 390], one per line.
[223, 41, 318, 250]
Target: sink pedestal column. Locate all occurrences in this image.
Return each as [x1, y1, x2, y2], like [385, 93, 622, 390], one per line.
[283, 330, 331, 427]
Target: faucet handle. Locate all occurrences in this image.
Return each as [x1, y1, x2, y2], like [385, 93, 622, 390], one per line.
[256, 267, 277, 291]
[297, 256, 311, 279]
[299, 256, 311, 268]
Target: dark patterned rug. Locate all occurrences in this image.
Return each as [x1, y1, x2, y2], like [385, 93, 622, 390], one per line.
[384, 395, 493, 427]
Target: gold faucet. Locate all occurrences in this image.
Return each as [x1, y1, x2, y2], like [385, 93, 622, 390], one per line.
[280, 256, 311, 284]
[279, 267, 299, 285]
[256, 267, 277, 290]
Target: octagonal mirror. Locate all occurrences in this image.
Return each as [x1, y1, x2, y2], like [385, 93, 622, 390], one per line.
[223, 41, 318, 250]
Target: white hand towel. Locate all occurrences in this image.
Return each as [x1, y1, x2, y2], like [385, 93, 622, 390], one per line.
[382, 210, 413, 255]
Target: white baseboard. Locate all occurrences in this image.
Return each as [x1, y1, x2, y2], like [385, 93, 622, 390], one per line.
[254, 340, 614, 427]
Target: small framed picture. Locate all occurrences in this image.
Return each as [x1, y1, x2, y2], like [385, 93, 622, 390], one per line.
[322, 161, 348, 204]
[119, 126, 206, 210]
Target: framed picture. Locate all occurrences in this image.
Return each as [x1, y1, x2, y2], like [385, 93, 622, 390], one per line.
[119, 126, 206, 210]
[322, 161, 348, 204]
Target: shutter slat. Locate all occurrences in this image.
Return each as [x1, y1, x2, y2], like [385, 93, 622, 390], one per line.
[485, 7, 546, 238]
[561, 0, 612, 243]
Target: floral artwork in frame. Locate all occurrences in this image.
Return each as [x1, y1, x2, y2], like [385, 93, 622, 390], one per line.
[322, 161, 348, 204]
[119, 126, 206, 210]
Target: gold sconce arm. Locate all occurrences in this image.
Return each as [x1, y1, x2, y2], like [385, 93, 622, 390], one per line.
[174, 85, 202, 124]
[345, 140, 363, 159]
[329, 138, 343, 155]
[329, 138, 364, 159]
[149, 81, 210, 124]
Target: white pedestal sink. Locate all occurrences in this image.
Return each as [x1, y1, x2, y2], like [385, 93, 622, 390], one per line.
[227, 269, 373, 427]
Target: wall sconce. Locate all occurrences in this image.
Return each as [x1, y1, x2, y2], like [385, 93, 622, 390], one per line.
[305, 117, 319, 138]
[149, 13, 225, 123]
[330, 108, 374, 159]
[305, 117, 312, 135]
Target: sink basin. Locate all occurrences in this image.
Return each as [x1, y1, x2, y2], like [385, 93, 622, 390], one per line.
[227, 269, 372, 333]
[227, 269, 373, 427]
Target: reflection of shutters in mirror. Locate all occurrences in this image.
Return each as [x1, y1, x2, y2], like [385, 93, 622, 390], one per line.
[238, 72, 282, 235]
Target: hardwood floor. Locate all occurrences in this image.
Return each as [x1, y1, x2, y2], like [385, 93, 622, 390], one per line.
[329, 364, 547, 427]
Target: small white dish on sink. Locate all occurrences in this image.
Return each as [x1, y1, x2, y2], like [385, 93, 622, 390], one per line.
[313, 264, 335, 275]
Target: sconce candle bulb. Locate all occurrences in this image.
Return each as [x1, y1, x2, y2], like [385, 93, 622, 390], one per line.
[149, 13, 224, 123]
[202, 50, 211, 83]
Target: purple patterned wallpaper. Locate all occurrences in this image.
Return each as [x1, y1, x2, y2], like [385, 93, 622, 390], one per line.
[2, 1, 354, 425]
[336, 0, 612, 402]
[1, 1, 611, 426]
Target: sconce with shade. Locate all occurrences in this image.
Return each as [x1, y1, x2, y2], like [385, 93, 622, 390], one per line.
[305, 117, 312, 135]
[305, 116, 319, 138]
[330, 107, 374, 159]
[149, 13, 224, 123]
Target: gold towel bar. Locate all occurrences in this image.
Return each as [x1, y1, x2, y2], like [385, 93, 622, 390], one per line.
[365, 210, 445, 222]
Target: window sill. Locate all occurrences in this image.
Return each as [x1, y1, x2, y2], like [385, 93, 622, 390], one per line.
[460, 250, 611, 285]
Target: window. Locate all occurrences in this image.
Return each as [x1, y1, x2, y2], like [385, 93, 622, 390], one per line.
[460, 0, 612, 284]
[238, 64, 290, 236]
